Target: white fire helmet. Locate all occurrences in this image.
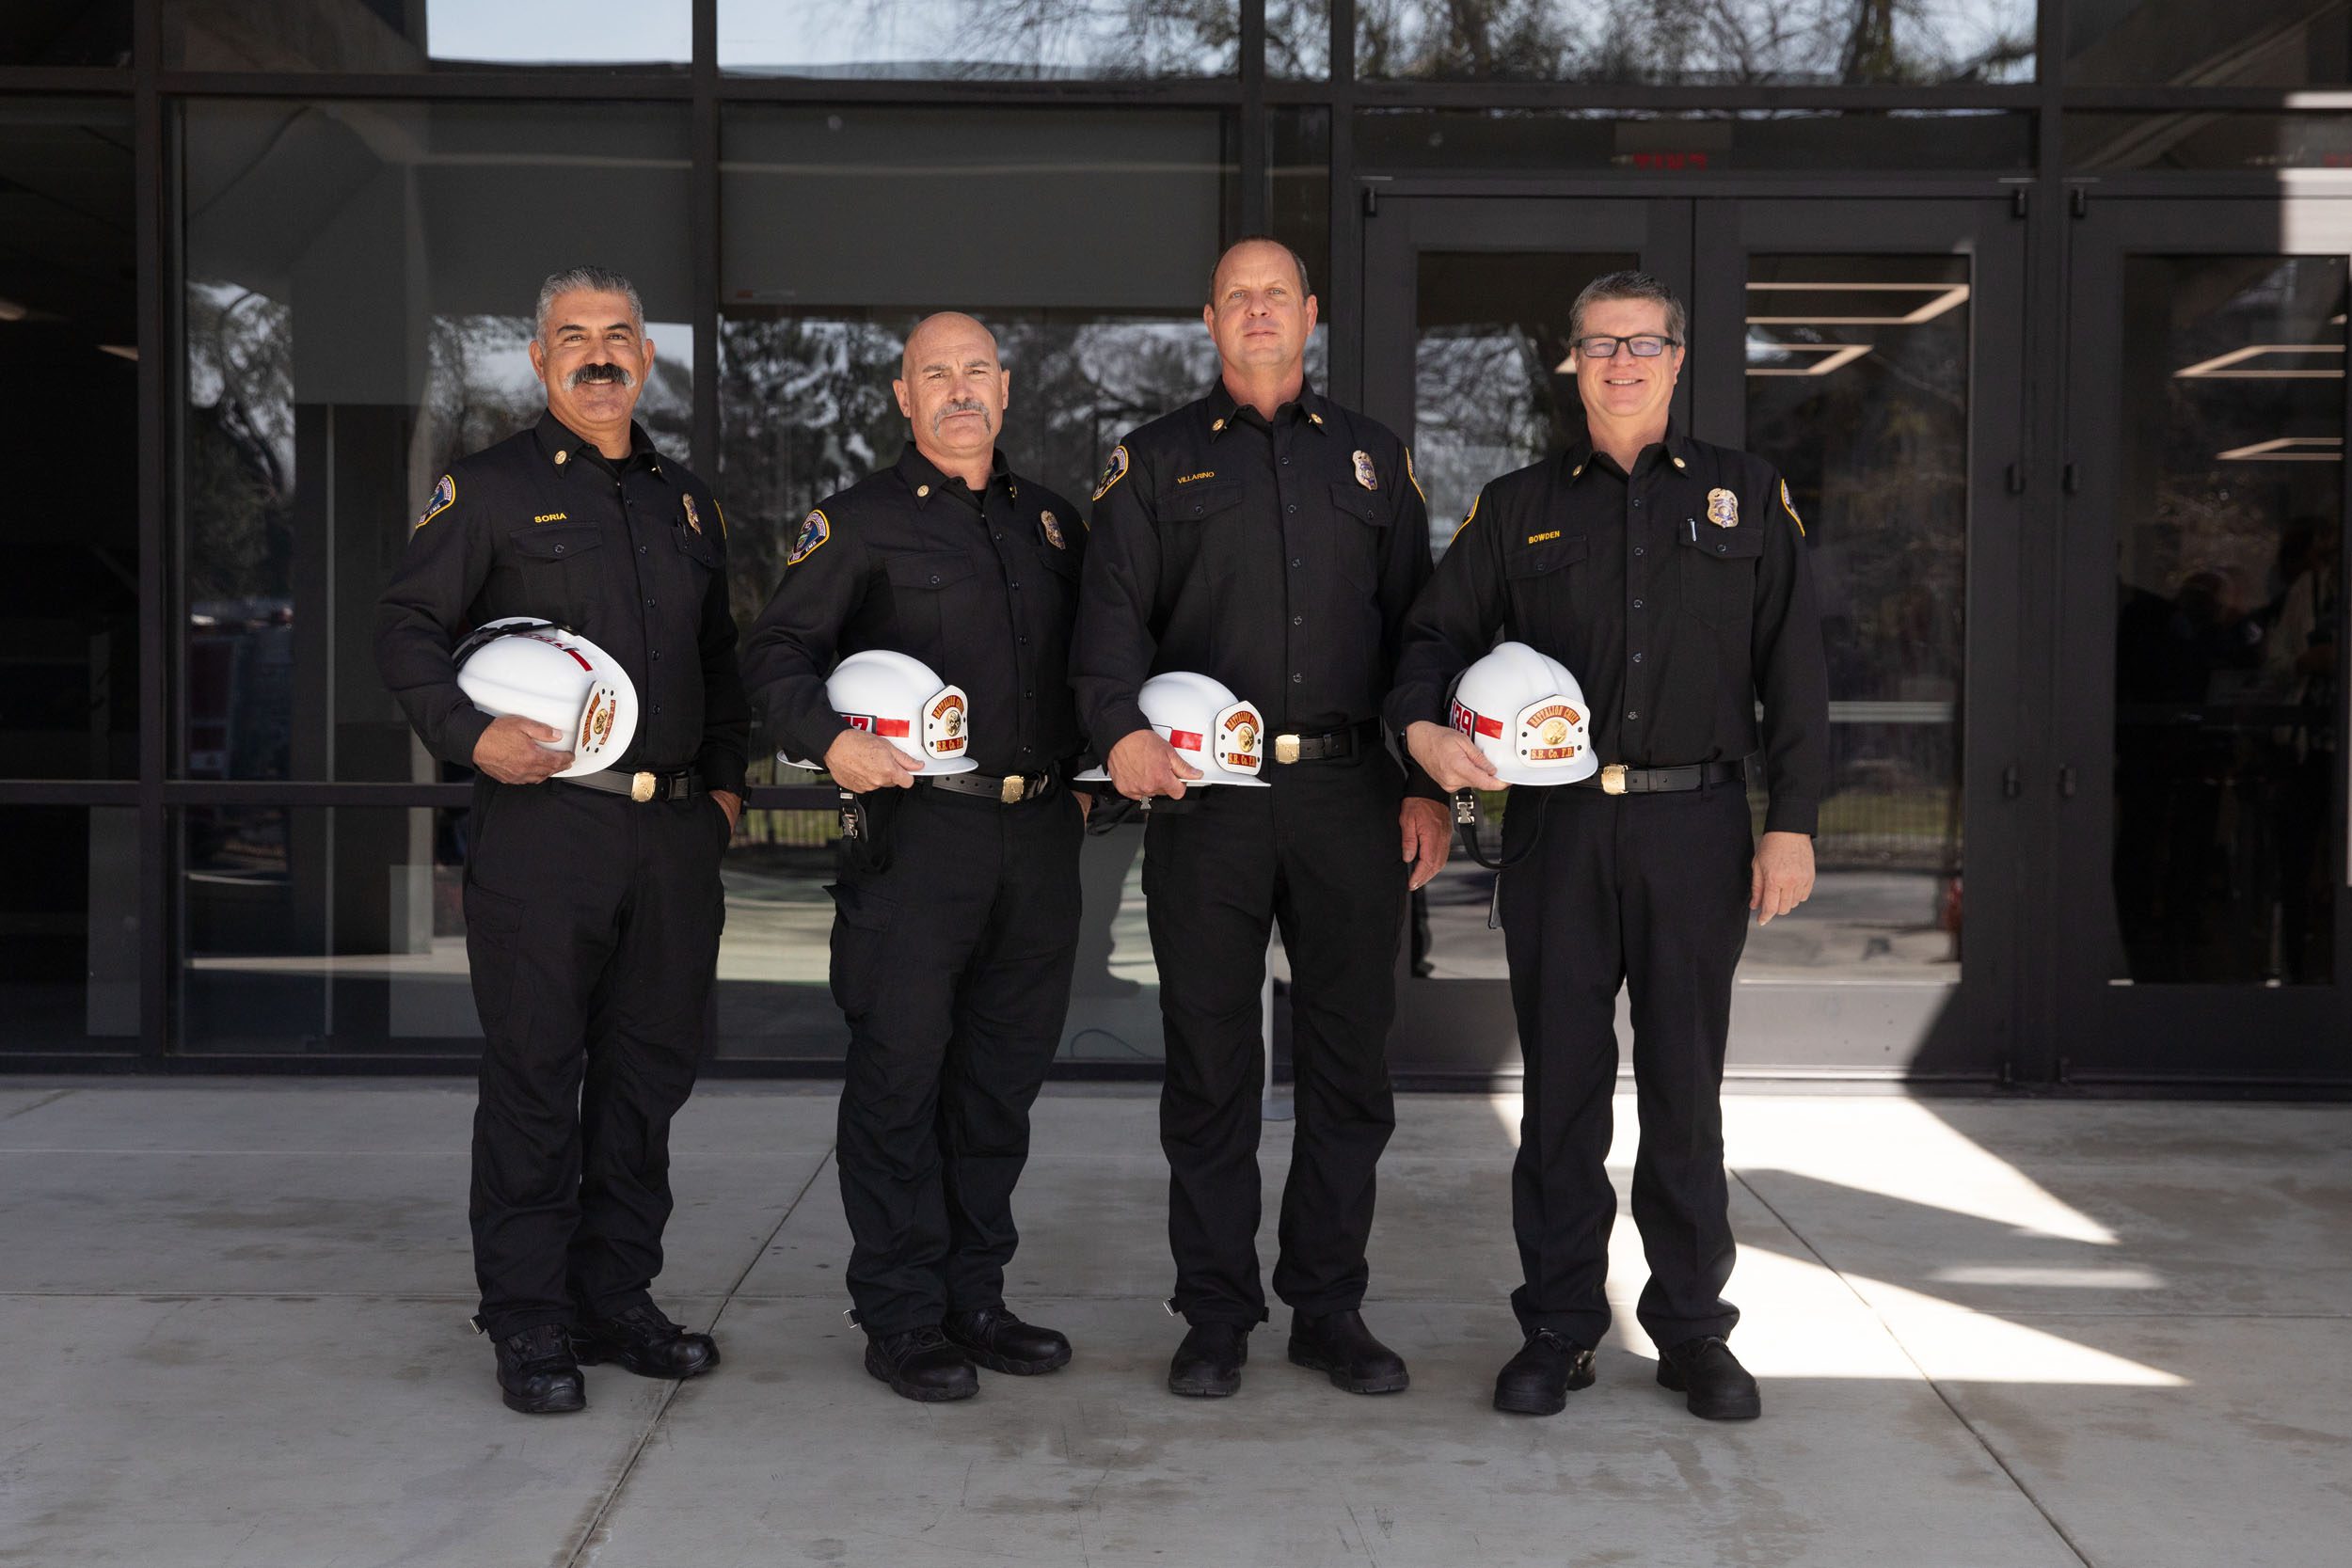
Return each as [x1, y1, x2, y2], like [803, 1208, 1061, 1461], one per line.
[1073, 671, 1269, 787]
[782, 649, 977, 776]
[1447, 641, 1598, 787]
[454, 617, 638, 779]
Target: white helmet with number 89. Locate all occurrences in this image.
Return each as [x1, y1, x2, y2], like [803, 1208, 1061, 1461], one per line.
[1447, 641, 1598, 787]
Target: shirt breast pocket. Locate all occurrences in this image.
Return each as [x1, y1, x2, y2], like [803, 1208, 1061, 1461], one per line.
[505, 523, 607, 626]
[882, 548, 979, 670]
[1328, 480, 1390, 592]
[1161, 478, 1245, 587]
[675, 525, 723, 581]
[1505, 533, 1589, 647]
[1677, 521, 1764, 628]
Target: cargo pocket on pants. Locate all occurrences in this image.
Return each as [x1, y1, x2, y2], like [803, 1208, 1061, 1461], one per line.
[825, 880, 898, 1015]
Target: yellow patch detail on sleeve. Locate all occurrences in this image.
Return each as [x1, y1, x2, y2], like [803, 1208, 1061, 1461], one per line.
[1448, 492, 1481, 546]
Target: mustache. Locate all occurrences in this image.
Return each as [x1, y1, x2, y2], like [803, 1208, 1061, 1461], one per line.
[932, 399, 991, 431]
[565, 362, 636, 390]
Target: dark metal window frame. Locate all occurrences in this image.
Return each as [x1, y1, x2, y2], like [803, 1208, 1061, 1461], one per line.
[6, 0, 2352, 1068]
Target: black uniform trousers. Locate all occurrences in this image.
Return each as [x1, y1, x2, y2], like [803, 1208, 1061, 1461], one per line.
[1497, 776, 1752, 1351]
[463, 778, 730, 1340]
[828, 784, 1084, 1337]
[1142, 748, 1406, 1325]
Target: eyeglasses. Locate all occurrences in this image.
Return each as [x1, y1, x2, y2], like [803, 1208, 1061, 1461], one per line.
[1574, 334, 1682, 359]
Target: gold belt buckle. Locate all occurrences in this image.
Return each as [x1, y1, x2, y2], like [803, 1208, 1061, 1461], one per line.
[999, 774, 1027, 804]
[629, 771, 658, 802]
[1274, 733, 1302, 765]
[1600, 764, 1629, 796]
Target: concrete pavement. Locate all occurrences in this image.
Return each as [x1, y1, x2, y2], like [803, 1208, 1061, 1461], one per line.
[0, 1082, 2345, 1567]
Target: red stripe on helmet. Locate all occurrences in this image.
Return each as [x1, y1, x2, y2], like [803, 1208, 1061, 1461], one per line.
[1473, 713, 1503, 738]
[1168, 729, 1203, 752]
[559, 646, 593, 671]
[875, 718, 912, 737]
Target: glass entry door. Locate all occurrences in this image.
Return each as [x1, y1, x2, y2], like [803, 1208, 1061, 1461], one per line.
[2053, 200, 2352, 1084]
[1361, 193, 2026, 1080]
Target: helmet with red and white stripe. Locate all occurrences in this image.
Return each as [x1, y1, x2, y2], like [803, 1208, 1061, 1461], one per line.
[785, 648, 977, 776]
[1073, 670, 1268, 787]
[454, 617, 638, 779]
[1448, 641, 1598, 787]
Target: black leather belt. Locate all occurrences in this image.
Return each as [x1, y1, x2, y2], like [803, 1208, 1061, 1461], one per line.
[1271, 719, 1381, 765]
[1569, 761, 1744, 796]
[559, 767, 705, 802]
[922, 768, 1057, 805]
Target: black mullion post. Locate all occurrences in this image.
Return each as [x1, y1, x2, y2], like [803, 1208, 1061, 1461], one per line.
[1239, 0, 1268, 235]
[691, 0, 720, 476]
[1327, 0, 1359, 404]
[133, 0, 168, 1062]
[2015, 0, 2069, 1083]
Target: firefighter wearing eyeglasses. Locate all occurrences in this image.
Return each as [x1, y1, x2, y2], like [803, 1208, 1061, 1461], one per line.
[1387, 270, 1830, 1423]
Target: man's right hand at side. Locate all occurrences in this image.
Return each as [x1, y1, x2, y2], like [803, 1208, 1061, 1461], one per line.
[1107, 728, 1203, 801]
[823, 727, 923, 793]
[472, 714, 574, 784]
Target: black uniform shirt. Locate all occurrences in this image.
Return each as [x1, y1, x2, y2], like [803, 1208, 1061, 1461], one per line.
[741, 444, 1088, 777]
[374, 409, 750, 793]
[1073, 380, 1436, 768]
[1385, 429, 1830, 835]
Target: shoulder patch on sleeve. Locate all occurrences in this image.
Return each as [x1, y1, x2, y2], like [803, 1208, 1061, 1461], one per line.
[714, 498, 728, 538]
[1405, 447, 1427, 505]
[1778, 477, 1805, 538]
[414, 472, 455, 531]
[787, 509, 830, 566]
[1448, 490, 1481, 546]
[1091, 444, 1130, 502]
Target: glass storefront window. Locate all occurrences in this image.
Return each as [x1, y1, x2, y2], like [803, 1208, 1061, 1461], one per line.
[177, 100, 693, 784]
[2109, 256, 2344, 985]
[718, 1, 1240, 79]
[1357, 0, 2034, 85]
[1, 806, 139, 1053]
[164, 1, 691, 72]
[1356, 109, 2034, 172]
[1742, 256, 1970, 985]
[2068, 0, 2349, 87]
[1, 98, 138, 779]
[183, 803, 478, 1053]
[716, 104, 1236, 1060]
[1, 3, 129, 66]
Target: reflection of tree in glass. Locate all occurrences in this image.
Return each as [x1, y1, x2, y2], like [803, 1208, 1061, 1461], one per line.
[834, 0, 1241, 77]
[183, 284, 293, 605]
[1414, 324, 1562, 546]
[1357, 0, 2033, 85]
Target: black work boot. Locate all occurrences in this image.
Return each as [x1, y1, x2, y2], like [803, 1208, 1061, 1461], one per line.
[1168, 1321, 1250, 1398]
[1287, 1308, 1409, 1395]
[1657, 1335, 1762, 1421]
[943, 1305, 1073, 1376]
[865, 1326, 979, 1402]
[1492, 1329, 1597, 1416]
[571, 1303, 720, 1381]
[493, 1323, 585, 1416]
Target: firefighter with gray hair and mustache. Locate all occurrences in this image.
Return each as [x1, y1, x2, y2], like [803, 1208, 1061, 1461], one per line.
[376, 265, 749, 1416]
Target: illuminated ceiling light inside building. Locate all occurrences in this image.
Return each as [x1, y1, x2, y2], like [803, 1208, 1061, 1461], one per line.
[2215, 436, 2343, 462]
[2174, 343, 2344, 379]
[1744, 281, 1970, 326]
[98, 344, 137, 361]
[1745, 341, 1873, 377]
[0, 298, 28, 322]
